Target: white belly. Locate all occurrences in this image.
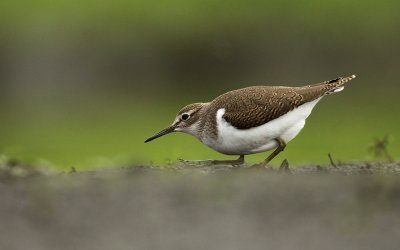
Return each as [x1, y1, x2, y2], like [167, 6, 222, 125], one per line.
[202, 98, 322, 155]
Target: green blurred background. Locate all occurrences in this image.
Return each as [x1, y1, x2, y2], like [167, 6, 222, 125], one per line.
[0, 0, 399, 170]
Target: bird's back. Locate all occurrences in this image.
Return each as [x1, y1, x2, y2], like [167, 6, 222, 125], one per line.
[200, 75, 355, 136]
[213, 76, 355, 129]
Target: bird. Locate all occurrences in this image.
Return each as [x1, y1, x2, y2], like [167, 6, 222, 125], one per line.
[145, 75, 356, 167]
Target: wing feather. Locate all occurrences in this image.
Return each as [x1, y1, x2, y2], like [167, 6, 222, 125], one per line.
[211, 85, 325, 129]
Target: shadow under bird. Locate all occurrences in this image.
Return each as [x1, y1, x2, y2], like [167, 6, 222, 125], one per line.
[145, 75, 356, 167]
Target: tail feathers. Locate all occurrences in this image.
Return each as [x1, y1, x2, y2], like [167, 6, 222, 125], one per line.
[325, 74, 356, 94]
[297, 74, 356, 102]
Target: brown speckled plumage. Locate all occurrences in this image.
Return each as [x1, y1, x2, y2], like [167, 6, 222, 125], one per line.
[196, 75, 355, 138]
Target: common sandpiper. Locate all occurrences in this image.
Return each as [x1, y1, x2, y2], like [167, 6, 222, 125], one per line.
[145, 75, 356, 167]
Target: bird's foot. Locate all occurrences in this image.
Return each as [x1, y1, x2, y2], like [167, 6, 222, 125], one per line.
[178, 159, 215, 166]
[178, 155, 244, 167]
[278, 159, 291, 173]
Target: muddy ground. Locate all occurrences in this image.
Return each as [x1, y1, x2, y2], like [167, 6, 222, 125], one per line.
[1, 162, 400, 250]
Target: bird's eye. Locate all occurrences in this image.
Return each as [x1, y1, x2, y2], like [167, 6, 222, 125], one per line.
[181, 113, 190, 121]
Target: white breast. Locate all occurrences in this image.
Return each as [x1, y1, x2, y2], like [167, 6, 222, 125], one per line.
[202, 98, 322, 155]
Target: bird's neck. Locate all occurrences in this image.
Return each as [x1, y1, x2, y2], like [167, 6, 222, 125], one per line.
[196, 103, 219, 141]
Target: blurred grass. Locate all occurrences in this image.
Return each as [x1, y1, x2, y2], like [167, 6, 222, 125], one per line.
[2, 0, 400, 48]
[1, 80, 399, 170]
[1, 0, 399, 170]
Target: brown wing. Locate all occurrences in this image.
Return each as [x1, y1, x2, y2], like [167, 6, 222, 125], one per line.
[210, 76, 355, 129]
[212, 86, 310, 129]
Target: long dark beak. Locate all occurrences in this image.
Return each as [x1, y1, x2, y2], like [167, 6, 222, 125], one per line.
[144, 125, 176, 143]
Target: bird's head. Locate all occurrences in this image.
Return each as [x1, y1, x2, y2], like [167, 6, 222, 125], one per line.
[144, 103, 206, 143]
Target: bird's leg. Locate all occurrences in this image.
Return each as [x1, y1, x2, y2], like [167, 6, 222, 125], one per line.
[179, 155, 245, 166]
[262, 138, 286, 166]
[251, 138, 286, 168]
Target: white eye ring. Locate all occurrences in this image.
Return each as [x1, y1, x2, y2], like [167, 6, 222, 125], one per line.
[181, 113, 190, 121]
